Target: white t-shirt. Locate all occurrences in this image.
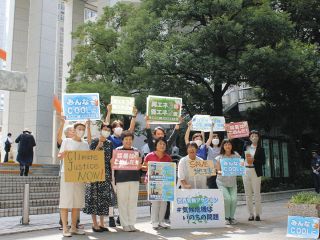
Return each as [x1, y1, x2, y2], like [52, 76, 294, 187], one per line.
[59, 138, 89, 173]
[178, 155, 208, 189]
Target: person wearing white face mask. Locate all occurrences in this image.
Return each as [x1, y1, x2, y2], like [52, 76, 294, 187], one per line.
[207, 132, 221, 189]
[242, 130, 266, 222]
[83, 123, 117, 231]
[58, 122, 90, 237]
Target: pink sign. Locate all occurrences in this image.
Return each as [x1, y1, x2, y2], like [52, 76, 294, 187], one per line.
[112, 150, 141, 170]
[225, 121, 250, 139]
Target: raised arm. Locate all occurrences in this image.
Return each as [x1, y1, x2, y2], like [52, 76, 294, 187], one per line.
[206, 123, 214, 148]
[105, 104, 112, 125]
[184, 120, 192, 145]
[86, 119, 92, 145]
[128, 106, 138, 132]
[57, 115, 65, 146]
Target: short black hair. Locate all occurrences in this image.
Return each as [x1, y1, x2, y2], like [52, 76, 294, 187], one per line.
[7, 133, 12, 137]
[100, 122, 112, 130]
[220, 139, 235, 155]
[186, 141, 199, 150]
[153, 126, 165, 136]
[154, 137, 167, 149]
[121, 130, 134, 140]
[249, 130, 260, 138]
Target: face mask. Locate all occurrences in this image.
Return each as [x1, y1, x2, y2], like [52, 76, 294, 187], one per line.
[75, 130, 85, 138]
[114, 127, 123, 136]
[101, 130, 110, 138]
[194, 140, 202, 147]
[212, 139, 220, 146]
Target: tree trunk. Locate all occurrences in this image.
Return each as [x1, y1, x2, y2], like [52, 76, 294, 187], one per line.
[213, 84, 223, 116]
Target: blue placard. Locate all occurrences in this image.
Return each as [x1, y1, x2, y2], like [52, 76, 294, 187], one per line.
[287, 216, 320, 239]
[220, 157, 245, 176]
[62, 93, 101, 121]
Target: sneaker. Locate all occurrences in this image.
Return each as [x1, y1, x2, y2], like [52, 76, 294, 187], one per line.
[123, 226, 131, 232]
[159, 222, 169, 229]
[248, 215, 254, 221]
[109, 217, 116, 227]
[129, 225, 138, 232]
[116, 216, 121, 226]
[152, 223, 160, 229]
[70, 229, 85, 235]
[63, 230, 72, 237]
[229, 218, 237, 225]
[99, 226, 109, 232]
[225, 218, 231, 225]
[255, 215, 261, 221]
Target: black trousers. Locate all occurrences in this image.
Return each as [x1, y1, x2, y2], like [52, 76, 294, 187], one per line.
[4, 151, 9, 162]
[207, 175, 218, 189]
[20, 165, 30, 176]
[313, 173, 320, 193]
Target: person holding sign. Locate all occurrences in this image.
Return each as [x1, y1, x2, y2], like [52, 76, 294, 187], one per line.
[83, 123, 117, 232]
[242, 130, 265, 221]
[58, 122, 90, 237]
[142, 138, 172, 230]
[185, 121, 214, 160]
[111, 131, 141, 232]
[105, 104, 138, 149]
[215, 139, 240, 225]
[178, 142, 208, 189]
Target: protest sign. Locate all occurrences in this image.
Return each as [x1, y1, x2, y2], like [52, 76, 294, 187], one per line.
[188, 159, 216, 177]
[110, 96, 135, 115]
[211, 116, 226, 132]
[220, 157, 245, 176]
[112, 150, 141, 170]
[146, 95, 182, 124]
[64, 151, 105, 183]
[287, 216, 320, 239]
[191, 115, 212, 132]
[171, 189, 225, 229]
[225, 121, 249, 139]
[148, 162, 176, 201]
[62, 93, 101, 121]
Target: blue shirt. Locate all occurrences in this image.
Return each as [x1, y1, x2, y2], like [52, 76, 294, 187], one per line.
[108, 135, 122, 149]
[196, 144, 207, 160]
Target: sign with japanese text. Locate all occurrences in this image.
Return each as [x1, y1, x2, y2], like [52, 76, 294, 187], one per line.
[188, 159, 216, 177]
[110, 96, 135, 115]
[191, 115, 212, 132]
[171, 189, 225, 229]
[112, 150, 141, 170]
[148, 162, 176, 202]
[220, 157, 245, 176]
[62, 93, 101, 121]
[287, 216, 320, 239]
[225, 121, 249, 139]
[63, 151, 105, 183]
[146, 95, 182, 124]
[212, 116, 226, 132]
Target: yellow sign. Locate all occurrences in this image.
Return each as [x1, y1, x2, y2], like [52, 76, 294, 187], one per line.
[64, 151, 105, 183]
[188, 159, 216, 177]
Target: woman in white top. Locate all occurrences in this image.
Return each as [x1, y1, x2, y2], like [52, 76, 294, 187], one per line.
[58, 122, 89, 237]
[178, 142, 207, 189]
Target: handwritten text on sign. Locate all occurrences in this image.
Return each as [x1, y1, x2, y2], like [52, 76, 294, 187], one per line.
[64, 151, 105, 183]
[110, 96, 135, 115]
[225, 121, 249, 139]
[188, 159, 216, 177]
[220, 157, 245, 176]
[112, 150, 141, 170]
[287, 216, 320, 239]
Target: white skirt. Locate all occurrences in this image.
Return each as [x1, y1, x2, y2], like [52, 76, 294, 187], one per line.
[59, 172, 85, 209]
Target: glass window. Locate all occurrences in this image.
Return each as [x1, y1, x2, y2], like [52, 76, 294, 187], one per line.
[262, 139, 271, 177]
[272, 140, 281, 177]
[282, 142, 289, 177]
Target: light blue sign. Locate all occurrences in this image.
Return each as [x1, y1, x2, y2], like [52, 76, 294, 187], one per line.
[62, 93, 101, 121]
[287, 216, 320, 239]
[211, 116, 226, 132]
[148, 162, 176, 201]
[220, 157, 245, 176]
[191, 115, 212, 132]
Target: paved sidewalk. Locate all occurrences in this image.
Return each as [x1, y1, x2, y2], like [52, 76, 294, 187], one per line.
[0, 200, 303, 240]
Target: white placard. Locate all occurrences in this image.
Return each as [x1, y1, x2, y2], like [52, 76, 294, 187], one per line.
[111, 96, 135, 115]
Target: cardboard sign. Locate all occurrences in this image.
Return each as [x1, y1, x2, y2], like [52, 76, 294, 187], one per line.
[287, 216, 320, 239]
[188, 159, 216, 177]
[112, 150, 141, 170]
[148, 162, 176, 202]
[220, 157, 245, 176]
[110, 96, 135, 115]
[62, 93, 101, 121]
[191, 115, 212, 132]
[146, 95, 182, 124]
[225, 121, 249, 139]
[63, 151, 105, 183]
[171, 189, 225, 229]
[211, 116, 226, 132]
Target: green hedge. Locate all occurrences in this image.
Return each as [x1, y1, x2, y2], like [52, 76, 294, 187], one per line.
[290, 192, 320, 204]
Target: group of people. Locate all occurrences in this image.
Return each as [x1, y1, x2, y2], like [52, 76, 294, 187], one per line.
[56, 104, 265, 237]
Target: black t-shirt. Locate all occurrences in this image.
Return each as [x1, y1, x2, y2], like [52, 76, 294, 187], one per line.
[114, 146, 141, 183]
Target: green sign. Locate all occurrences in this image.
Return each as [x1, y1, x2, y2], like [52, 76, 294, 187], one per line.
[146, 95, 182, 124]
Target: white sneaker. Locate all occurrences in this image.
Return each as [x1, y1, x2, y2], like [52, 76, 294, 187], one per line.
[152, 222, 160, 229]
[70, 229, 85, 235]
[129, 225, 138, 232]
[225, 219, 231, 225]
[230, 218, 238, 225]
[159, 222, 169, 229]
[123, 226, 131, 232]
[62, 230, 72, 237]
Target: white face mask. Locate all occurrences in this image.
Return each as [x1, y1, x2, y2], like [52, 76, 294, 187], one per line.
[212, 139, 220, 146]
[75, 130, 85, 138]
[101, 130, 110, 138]
[194, 140, 202, 147]
[114, 127, 123, 136]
